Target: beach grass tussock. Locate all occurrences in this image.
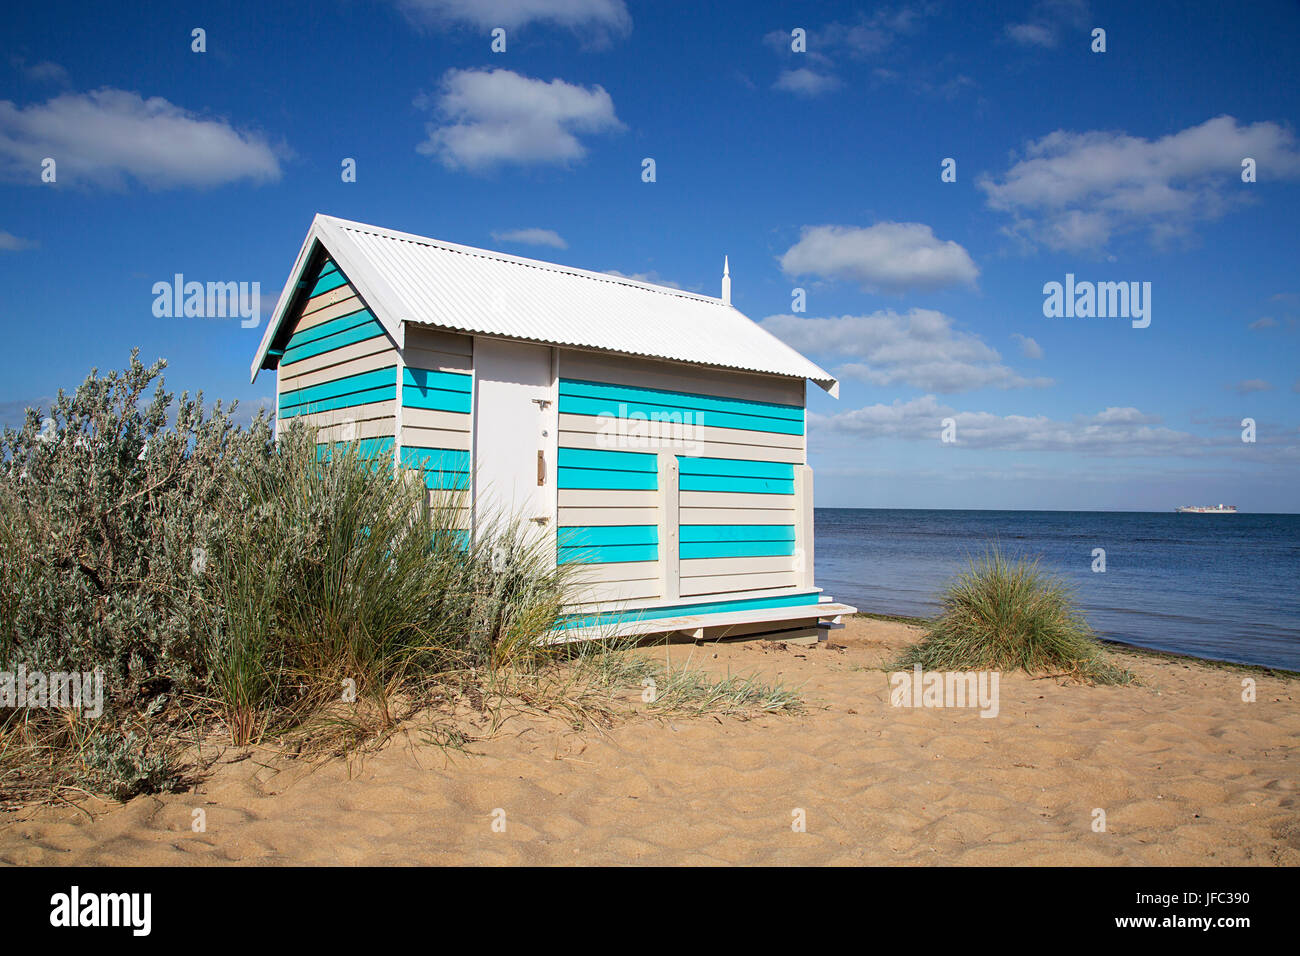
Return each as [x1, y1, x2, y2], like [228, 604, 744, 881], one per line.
[895, 546, 1134, 685]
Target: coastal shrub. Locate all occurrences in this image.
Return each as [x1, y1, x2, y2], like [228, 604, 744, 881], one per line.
[0, 350, 275, 709]
[73, 727, 181, 801]
[895, 547, 1132, 684]
[1, 354, 574, 792]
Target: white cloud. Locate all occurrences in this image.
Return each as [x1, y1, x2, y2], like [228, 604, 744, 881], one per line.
[1005, 23, 1056, 47]
[0, 88, 281, 188]
[602, 269, 682, 290]
[0, 230, 36, 251]
[13, 59, 69, 84]
[1248, 316, 1278, 330]
[779, 222, 979, 293]
[490, 227, 567, 249]
[765, 5, 927, 61]
[1004, 0, 1089, 49]
[1010, 332, 1044, 359]
[1233, 379, 1273, 394]
[417, 68, 623, 171]
[392, 0, 630, 36]
[773, 68, 840, 96]
[764, 6, 955, 99]
[979, 115, 1300, 251]
[761, 310, 1051, 393]
[813, 396, 1208, 457]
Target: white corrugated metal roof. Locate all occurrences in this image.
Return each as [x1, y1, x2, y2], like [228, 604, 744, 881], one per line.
[253, 214, 837, 394]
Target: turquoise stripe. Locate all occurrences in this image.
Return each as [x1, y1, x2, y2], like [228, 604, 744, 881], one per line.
[558, 525, 658, 547]
[558, 591, 821, 630]
[317, 260, 338, 280]
[680, 524, 796, 543]
[280, 367, 397, 418]
[282, 386, 395, 418]
[679, 473, 794, 495]
[401, 368, 472, 413]
[423, 471, 469, 490]
[433, 528, 470, 550]
[558, 543, 658, 565]
[310, 269, 348, 297]
[557, 466, 658, 490]
[400, 446, 470, 490]
[557, 447, 657, 473]
[400, 447, 470, 472]
[559, 379, 803, 423]
[558, 394, 804, 436]
[282, 318, 386, 366]
[282, 366, 396, 407]
[681, 539, 795, 559]
[679, 457, 795, 480]
[286, 309, 374, 349]
[403, 367, 472, 393]
[316, 437, 394, 461]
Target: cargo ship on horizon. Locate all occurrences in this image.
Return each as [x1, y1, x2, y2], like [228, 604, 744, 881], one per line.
[1175, 504, 1238, 514]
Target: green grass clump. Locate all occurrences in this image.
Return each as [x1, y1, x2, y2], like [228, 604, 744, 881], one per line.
[894, 546, 1133, 685]
[645, 663, 803, 716]
[205, 430, 571, 748]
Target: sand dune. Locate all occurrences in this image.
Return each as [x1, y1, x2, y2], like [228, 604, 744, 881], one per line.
[2, 617, 1296, 866]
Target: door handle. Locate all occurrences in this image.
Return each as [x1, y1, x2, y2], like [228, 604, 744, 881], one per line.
[537, 450, 546, 486]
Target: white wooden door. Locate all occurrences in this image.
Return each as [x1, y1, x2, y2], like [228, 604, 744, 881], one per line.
[472, 338, 556, 532]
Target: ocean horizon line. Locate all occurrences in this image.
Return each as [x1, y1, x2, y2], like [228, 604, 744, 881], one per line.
[815, 506, 1300, 516]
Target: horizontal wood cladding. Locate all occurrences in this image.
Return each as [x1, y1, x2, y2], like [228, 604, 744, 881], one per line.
[400, 446, 470, 490]
[678, 456, 795, 495]
[556, 415, 804, 463]
[277, 259, 399, 449]
[557, 524, 658, 565]
[679, 523, 796, 560]
[557, 447, 658, 491]
[403, 367, 472, 414]
[404, 326, 473, 373]
[280, 365, 397, 418]
[398, 325, 473, 494]
[555, 357, 805, 599]
[282, 310, 386, 367]
[559, 378, 804, 436]
[279, 341, 394, 393]
[560, 350, 804, 407]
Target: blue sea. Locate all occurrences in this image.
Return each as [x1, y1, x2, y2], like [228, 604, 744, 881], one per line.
[815, 509, 1300, 671]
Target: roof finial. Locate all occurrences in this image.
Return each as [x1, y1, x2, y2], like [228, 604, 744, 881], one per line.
[721, 255, 731, 305]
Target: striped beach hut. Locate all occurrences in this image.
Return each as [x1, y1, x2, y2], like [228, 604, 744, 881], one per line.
[252, 215, 855, 642]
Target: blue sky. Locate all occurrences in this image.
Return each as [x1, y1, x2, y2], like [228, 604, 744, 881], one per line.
[2, 0, 1298, 511]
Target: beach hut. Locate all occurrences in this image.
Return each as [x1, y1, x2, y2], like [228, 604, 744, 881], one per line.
[251, 215, 855, 642]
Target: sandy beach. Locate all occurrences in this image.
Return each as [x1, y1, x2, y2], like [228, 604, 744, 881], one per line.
[2, 617, 1296, 866]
